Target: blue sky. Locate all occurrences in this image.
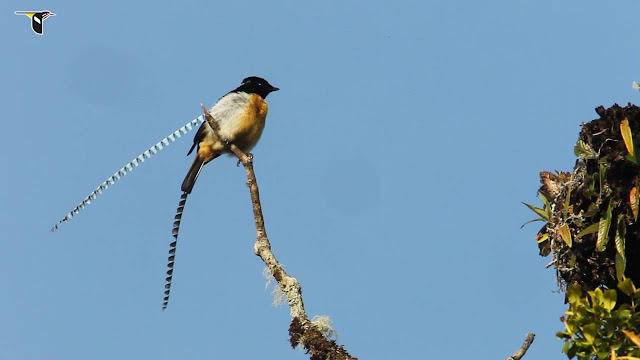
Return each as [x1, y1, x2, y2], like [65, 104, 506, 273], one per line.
[2, 1, 639, 359]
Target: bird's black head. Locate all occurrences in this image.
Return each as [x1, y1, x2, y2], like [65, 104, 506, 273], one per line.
[38, 10, 55, 19]
[235, 76, 279, 99]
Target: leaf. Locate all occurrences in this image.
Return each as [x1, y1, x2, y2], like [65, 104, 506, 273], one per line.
[611, 348, 618, 360]
[616, 308, 632, 322]
[522, 202, 549, 221]
[597, 199, 613, 251]
[592, 288, 604, 306]
[520, 218, 545, 229]
[540, 191, 553, 206]
[565, 319, 576, 334]
[618, 278, 635, 296]
[630, 187, 639, 221]
[575, 140, 598, 159]
[614, 215, 626, 283]
[536, 233, 549, 243]
[621, 118, 635, 156]
[603, 289, 617, 312]
[622, 330, 640, 348]
[577, 223, 599, 238]
[599, 160, 609, 197]
[540, 191, 552, 220]
[567, 284, 582, 304]
[616, 253, 627, 283]
[615, 215, 626, 258]
[564, 186, 573, 214]
[582, 323, 597, 344]
[559, 223, 572, 247]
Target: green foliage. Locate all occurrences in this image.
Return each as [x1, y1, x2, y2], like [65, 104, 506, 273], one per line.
[615, 215, 627, 282]
[597, 199, 614, 252]
[620, 118, 638, 164]
[522, 201, 549, 222]
[575, 140, 598, 160]
[523, 137, 630, 281]
[577, 223, 600, 238]
[558, 281, 640, 359]
[526, 105, 640, 360]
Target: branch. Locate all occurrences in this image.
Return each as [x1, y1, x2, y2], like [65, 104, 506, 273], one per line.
[506, 333, 535, 360]
[200, 104, 357, 360]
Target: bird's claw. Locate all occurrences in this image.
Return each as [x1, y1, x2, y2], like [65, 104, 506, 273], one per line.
[237, 153, 253, 166]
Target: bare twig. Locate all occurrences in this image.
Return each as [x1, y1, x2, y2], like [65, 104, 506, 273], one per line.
[506, 333, 535, 360]
[200, 104, 357, 360]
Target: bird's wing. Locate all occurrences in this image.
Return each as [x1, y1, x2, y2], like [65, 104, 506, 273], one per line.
[186, 122, 207, 156]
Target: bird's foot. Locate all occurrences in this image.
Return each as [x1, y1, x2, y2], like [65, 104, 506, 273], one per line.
[237, 153, 253, 166]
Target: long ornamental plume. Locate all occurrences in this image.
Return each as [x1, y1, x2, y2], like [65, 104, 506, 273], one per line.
[163, 191, 189, 309]
[50, 115, 205, 232]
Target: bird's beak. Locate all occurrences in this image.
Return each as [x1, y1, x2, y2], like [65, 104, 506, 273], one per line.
[270, 86, 279, 92]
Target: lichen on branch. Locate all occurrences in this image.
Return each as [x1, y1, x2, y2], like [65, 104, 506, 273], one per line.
[200, 104, 357, 360]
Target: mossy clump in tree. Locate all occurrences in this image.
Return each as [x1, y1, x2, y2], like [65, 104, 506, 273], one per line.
[525, 103, 640, 299]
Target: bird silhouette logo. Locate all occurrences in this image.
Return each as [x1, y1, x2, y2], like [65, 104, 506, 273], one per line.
[15, 10, 56, 35]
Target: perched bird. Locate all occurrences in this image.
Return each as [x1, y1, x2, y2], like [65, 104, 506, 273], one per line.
[164, 76, 279, 309]
[180, 77, 279, 193]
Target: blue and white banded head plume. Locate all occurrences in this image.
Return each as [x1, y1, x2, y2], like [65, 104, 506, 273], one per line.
[50, 115, 205, 232]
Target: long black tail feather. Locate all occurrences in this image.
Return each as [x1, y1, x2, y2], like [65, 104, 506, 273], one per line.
[181, 156, 205, 194]
[163, 191, 189, 310]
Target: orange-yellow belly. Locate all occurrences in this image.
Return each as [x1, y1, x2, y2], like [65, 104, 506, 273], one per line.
[233, 94, 268, 152]
[197, 144, 216, 163]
